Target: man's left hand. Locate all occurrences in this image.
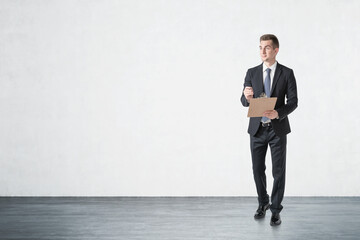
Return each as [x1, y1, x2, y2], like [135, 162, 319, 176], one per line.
[263, 110, 279, 120]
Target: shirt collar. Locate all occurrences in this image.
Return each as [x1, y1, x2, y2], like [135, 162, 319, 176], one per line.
[263, 61, 277, 73]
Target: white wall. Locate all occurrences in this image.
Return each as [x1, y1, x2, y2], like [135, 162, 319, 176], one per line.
[0, 0, 359, 196]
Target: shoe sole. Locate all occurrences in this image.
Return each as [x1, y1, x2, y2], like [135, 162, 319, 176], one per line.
[270, 220, 282, 226]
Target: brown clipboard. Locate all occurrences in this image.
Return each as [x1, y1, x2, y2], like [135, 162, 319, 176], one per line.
[247, 97, 277, 117]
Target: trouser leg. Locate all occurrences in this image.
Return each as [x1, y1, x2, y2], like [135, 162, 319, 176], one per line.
[268, 129, 287, 214]
[250, 128, 269, 205]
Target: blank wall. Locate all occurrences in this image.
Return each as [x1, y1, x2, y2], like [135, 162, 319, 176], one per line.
[0, 0, 359, 196]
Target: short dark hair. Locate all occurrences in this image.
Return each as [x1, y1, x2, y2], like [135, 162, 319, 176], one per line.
[260, 34, 279, 49]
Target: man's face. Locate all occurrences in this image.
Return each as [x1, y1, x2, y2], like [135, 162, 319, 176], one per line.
[259, 40, 278, 63]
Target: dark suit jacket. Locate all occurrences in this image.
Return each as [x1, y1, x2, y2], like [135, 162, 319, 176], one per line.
[241, 62, 298, 137]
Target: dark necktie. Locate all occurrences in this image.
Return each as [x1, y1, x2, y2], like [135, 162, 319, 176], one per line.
[261, 68, 271, 122]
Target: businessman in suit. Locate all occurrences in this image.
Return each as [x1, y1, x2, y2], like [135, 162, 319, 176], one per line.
[241, 34, 298, 226]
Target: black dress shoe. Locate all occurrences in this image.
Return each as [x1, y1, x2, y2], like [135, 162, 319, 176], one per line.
[270, 212, 281, 226]
[254, 203, 270, 219]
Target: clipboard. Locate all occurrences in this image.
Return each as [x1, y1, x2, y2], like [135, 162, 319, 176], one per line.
[247, 97, 277, 117]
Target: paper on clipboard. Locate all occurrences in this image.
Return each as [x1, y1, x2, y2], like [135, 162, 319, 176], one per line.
[247, 97, 277, 117]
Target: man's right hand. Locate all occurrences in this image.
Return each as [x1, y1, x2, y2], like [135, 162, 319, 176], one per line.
[244, 87, 254, 102]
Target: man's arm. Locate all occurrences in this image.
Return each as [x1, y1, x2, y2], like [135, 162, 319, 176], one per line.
[241, 70, 253, 107]
[276, 69, 298, 120]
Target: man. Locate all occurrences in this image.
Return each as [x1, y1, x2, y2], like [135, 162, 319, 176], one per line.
[241, 34, 298, 226]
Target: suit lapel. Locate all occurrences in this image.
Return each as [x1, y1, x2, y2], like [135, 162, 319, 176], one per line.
[271, 63, 282, 95]
[255, 64, 264, 97]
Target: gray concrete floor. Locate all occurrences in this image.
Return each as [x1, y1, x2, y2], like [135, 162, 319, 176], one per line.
[0, 197, 359, 240]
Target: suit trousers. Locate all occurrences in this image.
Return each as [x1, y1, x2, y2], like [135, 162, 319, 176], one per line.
[250, 124, 287, 214]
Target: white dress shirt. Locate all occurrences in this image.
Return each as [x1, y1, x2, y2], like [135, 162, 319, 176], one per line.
[261, 61, 277, 123]
[262, 61, 277, 91]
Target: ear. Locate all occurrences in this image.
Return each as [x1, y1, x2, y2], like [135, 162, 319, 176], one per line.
[275, 48, 279, 54]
